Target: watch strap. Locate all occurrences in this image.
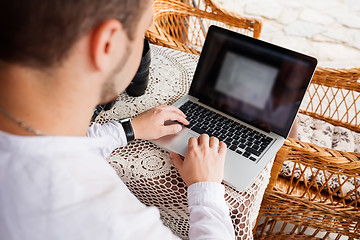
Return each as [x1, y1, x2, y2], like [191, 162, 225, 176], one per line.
[118, 118, 135, 142]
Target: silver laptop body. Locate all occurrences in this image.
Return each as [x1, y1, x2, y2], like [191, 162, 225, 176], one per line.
[153, 26, 317, 191]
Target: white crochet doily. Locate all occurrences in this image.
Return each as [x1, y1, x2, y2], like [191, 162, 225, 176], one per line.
[96, 44, 274, 239]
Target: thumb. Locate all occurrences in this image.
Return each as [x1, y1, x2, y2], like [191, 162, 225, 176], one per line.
[170, 152, 183, 170]
[163, 124, 182, 136]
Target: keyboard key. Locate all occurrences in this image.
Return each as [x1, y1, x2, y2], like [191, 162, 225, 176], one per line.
[252, 144, 260, 150]
[199, 124, 207, 129]
[220, 129, 227, 134]
[236, 149, 243, 155]
[245, 147, 261, 156]
[243, 151, 251, 158]
[203, 126, 211, 131]
[191, 126, 207, 135]
[235, 130, 242, 136]
[254, 140, 262, 145]
[227, 136, 236, 142]
[230, 145, 237, 151]
[219, 133, 227, 139]
[228, 132, 236, 138]
[249, 156, 257, 161]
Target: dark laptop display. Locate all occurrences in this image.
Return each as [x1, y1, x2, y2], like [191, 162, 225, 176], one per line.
[189, 26, 317, 138]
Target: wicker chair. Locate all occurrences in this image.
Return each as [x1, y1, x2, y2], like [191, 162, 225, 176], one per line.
[146, 0, 360, 239]
[254, 68, 360, 239]
[146, 0, 262, 55]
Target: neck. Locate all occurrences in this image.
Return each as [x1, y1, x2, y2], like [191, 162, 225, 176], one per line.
[0, 63, 99, 137]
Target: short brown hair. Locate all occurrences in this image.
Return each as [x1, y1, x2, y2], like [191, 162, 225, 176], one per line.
[0, 0, 148, 68]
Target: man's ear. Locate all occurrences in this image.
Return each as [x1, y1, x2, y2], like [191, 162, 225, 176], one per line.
[90, 19, 126, 71]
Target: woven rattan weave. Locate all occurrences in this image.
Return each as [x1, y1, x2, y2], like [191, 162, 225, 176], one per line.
[146, 0, 262, 55]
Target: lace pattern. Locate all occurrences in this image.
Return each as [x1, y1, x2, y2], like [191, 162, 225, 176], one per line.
[96, 45, 273, 239]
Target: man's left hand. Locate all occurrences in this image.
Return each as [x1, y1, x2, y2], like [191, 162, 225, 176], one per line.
[131, 105, 189, 140]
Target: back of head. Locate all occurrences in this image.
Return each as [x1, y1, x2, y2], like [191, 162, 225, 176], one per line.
[0, 0, 148, 69]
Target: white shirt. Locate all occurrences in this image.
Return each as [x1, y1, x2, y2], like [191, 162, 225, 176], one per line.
[0, 120, 235, 239]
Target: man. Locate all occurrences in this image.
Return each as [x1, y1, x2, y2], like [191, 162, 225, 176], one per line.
[0, 0, 235, 239]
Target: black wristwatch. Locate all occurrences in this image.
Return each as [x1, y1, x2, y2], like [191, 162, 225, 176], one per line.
[118, 118, 135, 142]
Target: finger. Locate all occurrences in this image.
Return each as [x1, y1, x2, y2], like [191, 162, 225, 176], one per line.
[188, 137, 198, 148]
[162, 124, 183, 136]
[209, 136, 219, 149]
[177, 116, 190, 126]
[198, 134, 210, 147]
[159, 105, 187, 118]
[186, 137, 198, 156]
[170, 152, 183, 170]
[218, 141, 227, 156]
[164, 112, 189, 126]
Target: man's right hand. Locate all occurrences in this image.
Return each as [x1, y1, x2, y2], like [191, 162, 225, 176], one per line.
[170, 134, 227, 187]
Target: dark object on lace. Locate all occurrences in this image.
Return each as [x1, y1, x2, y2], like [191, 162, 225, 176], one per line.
[126, 39, 151, 97]
[91, 100, 116, 122]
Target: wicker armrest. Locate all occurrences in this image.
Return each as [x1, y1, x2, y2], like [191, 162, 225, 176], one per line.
[300, 67, 360, 134]
[272, 138, 360, 203]
[256, 190, 360, 238]
[257, 138, 360, 238]
[148, 0, 262, 55]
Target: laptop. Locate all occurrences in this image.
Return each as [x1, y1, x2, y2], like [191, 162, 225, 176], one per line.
[153, 25, 317, 191]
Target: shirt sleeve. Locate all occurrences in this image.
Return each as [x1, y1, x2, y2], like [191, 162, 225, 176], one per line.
[187, 182, 235, 240]
[86, 120, 128, 157]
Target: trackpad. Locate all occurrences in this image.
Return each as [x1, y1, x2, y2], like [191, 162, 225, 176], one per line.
[153, 123, 197, 157]
[171, 131, 197, 157]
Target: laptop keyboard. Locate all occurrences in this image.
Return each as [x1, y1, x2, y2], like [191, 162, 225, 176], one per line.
[179, 101, 273, 162]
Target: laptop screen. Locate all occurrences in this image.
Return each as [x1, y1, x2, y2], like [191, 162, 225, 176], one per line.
[189, 26, 317, 138]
